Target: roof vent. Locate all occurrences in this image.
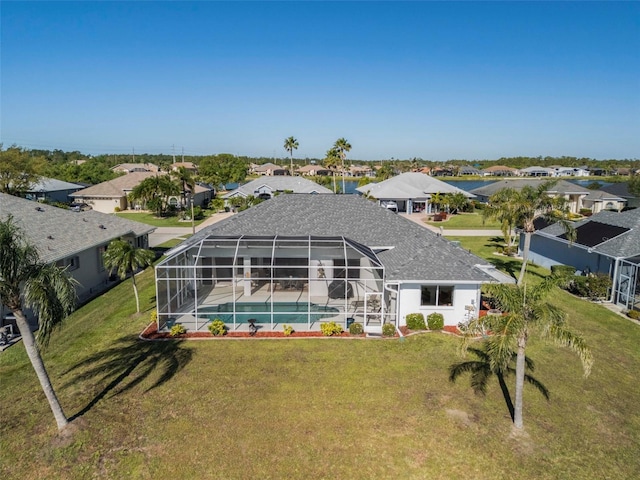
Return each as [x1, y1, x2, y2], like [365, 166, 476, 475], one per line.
[82, 218, 88, 222]
[99, 224, 106, 229]
[47, 235, 54, 240]
[35, 206, 44, 212]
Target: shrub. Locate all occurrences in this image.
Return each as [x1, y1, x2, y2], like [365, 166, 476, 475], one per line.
[585, 273, 612, 300]
[169, 324, 186, 336]
[382, 323, 396, 337]
[283, 324, 295, 336]
[320, 321, 343, 336]
[498, 245, 518, 257]
[569, 276, 590, 297]
[627, 309, 640, 320]
[405, 313, 426, 330]
[210, 198, 225, 212]
[113, 206, 122, 213]
[348, 322, 364, 335]
[427, 313, 445, 330]
[208, 319, 227, 336]
[150, 310, 158, 323]
[551, 265, 577, 278]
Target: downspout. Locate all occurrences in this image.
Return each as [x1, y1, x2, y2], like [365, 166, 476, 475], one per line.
[610, 257, 621, 305]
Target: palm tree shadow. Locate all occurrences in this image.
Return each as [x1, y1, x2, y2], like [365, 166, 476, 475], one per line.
[62, 336, 193, 421]
[449, 345, 549, 421]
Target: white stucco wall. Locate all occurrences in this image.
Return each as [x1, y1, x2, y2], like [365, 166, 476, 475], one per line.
[396, 282, 481, 326]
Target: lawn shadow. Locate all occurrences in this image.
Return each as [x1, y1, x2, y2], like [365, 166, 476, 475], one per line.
[62, 336, 193, 421]
[449, 346, 549, 422]
[483, 238, 548, 282]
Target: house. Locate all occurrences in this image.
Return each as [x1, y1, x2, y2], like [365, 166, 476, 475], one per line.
[457, 166, 482, 176]
[581, 190, 626, 213]
[70, 172, 213, 213]
[349, 165, 374, 177]
[600, 182, 640, 209]
[525, 208, 640, 310]
[154, 194, 512, 335]
[550, 166, 590, 177]
[223, 176, 333, 201]
[170, 162, 198, 173]
[356, 172, 474, 214]
[24, 177, 85, 203]
[111, 163, 160, 174]
[481, 165, 518, 177]
[297, 164, 332, 176]
[252, 163, 289, 176]
[0, 193, 155, 321]
[519, 166, 555, 177]
[470, 179, 592, 214]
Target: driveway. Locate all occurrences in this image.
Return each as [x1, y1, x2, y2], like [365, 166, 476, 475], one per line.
[149, 211, 234, 247]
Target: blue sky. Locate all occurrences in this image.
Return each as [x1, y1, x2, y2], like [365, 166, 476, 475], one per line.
[1, 1, 639, 161]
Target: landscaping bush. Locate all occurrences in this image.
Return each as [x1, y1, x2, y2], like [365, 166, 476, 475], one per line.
[405, 313, 426, 330]
[569, 276, 590, 297]
[169, 324, 186, 336]
[627, 309, 640, 320]
[551, 265, 577, 278]
[320, 321, 343, 336]
[348, 322, 364, 335]
[584, 273, 612, 300]
[427, 313, 444, 330]
[382, 323, 396, 337]
[498, 245, 518, 257]
[113, 206, 122, 213]
[208, 319, 227, 336]
[283, 324, 295, 336]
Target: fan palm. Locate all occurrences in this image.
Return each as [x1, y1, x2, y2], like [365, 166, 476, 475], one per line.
[461, 278, 592, 430]
[103, 239, 155, 313]
[0, 216, 77, 430]
[284, 136, 299, 176]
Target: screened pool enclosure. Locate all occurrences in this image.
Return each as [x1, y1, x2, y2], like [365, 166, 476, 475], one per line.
[155, 235, 388, 332]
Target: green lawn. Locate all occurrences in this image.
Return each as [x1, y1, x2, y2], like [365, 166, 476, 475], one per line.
[425, 212, 502, 229]
[115, 211, 210, 228]
[1, 256, 639, 478]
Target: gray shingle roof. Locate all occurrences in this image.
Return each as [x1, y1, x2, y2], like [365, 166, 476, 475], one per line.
[70, 171, 158, 198]
[538, 208, 640, 259]
[470, 179, 591, 197]
[178, 194, 498, 283]
[28, 177, 84, 193]
[356, 172, 474, 200]
[223, 177, 334, 198]
[0, 193, 155, 263]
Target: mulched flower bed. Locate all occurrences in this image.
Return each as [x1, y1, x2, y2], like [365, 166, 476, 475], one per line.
[140, 322, 364, 340]
[399, 325, 461, 336]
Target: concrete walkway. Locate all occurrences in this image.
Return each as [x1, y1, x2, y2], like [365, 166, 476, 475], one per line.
[149, 211, 235, 247]
[400, 213, 503, 237]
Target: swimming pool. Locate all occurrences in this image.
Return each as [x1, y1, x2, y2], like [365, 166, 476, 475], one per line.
[197, 302, 340, 323]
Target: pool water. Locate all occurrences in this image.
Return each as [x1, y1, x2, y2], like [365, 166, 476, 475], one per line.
[198, 302, 340, 323]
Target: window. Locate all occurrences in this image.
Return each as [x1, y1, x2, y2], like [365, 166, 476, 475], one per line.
[421, 285, 454, 306]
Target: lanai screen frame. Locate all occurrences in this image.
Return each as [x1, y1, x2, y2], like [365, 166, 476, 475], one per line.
[155, 234, 385, 331]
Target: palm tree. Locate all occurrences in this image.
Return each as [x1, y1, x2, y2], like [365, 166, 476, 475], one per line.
[323, 147, 341, 193]
[284, 136, 299, 177]
[103, 239, 155, 313]
[0, 217, 77, 430]
[450, 345, 549, 421]
[483, 180, 575, 285]
[461, 278, 593, 430]
[483, 188, 520, 249]
[334, 138, 351, 194]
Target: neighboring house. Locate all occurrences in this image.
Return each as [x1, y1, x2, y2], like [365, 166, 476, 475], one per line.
[356, 172, 474, 214]
[0, 193, 155, 320]
[112, 163, 160, 173]
[470, 179, 592, 214]
[70, 171, 160, 213]
[581, 190, 626, 213]
[458, 166, 482, 176]
[155, 194, 512, 335]
[253, 163, 289, 176]
[550, 166, 590, 177]
[481, 165, 518, 177]
[519, 166, 555, 177]
[601, 182, 640, 209]
[223, 176, 333, 201]
[349, 165, 374, 177]
[70, 172, 213, 213]
[24, 177, 85, 203]
[526, 208, 640, 310]
[297, 164, 332, 176]
[170, 162, 198, 173]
